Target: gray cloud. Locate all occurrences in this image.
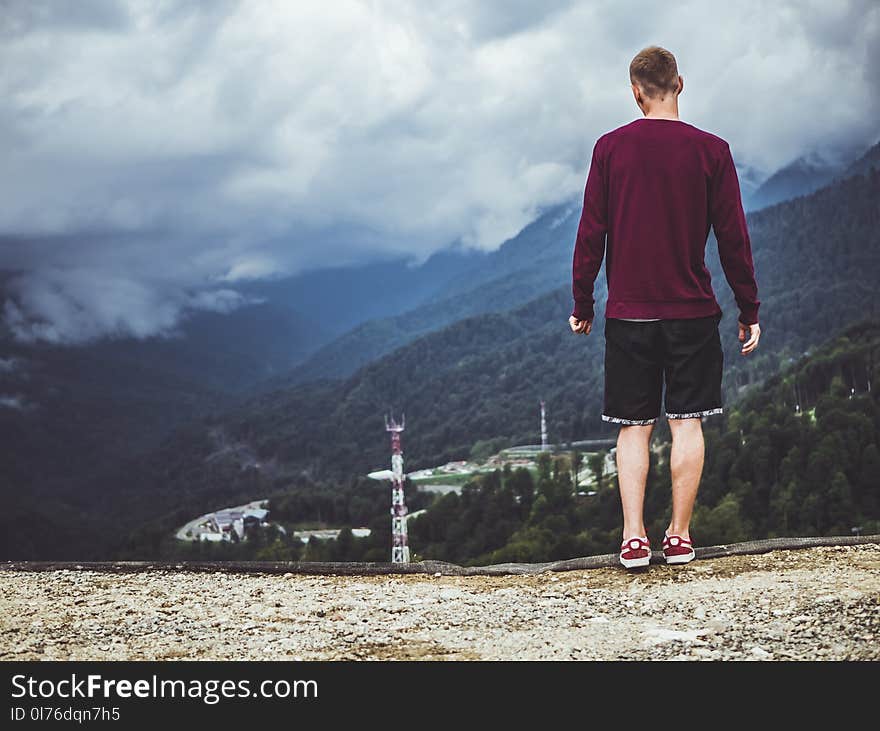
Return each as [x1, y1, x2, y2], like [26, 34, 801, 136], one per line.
[0, 394, 29, 411]
[0, 357, 19, 372]
[2, 267, 259, 344]
[0, 0, 132, 37]
[0, 0, 877, 342]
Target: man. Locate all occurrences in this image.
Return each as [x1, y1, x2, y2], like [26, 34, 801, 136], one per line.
[569, 45, 761, 569]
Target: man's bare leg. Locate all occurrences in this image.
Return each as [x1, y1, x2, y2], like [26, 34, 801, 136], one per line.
[616, 423, 654, 540]
[666, 417, 705, 539]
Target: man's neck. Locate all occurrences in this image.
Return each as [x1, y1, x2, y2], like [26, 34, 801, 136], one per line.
[643, 111, 680, 120]
[641, 102, 680, 120]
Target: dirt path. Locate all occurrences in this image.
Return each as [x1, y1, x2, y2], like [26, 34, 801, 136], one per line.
[1, 545, 877, 661]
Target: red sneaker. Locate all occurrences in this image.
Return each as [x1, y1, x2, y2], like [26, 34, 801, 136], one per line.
[619, 536, 651, 569]
[663, 533, 695, 564]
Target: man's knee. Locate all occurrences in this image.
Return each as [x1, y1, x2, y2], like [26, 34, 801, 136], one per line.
[618, 423, 654, 440]
[668, 417, 702, 436]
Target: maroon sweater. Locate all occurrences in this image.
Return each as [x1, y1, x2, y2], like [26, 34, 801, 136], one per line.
[571, 117, 760, 325]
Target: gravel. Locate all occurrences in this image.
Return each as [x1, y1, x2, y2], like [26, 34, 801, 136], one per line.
[1, 545, 877, 661]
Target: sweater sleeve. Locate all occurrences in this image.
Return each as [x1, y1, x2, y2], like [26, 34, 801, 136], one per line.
[709, 142, 761, 326]
[571, 139, 607, 322]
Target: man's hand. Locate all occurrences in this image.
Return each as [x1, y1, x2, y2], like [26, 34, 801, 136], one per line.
[738, 320, 761, 355]
[570, 315, 592, 335]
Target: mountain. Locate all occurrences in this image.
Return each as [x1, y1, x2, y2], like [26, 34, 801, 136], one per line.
[265, 201, 583, 388]
[237, 245, 488, 341]
[0, 335, 227, 559]
[743, 137, 875, 212]
[745, 151, 846, 211]
[1, 286, 598, 559]
[737, 162, 770, 211]
[0, 241, 488, 396]
[839, 140, 880, 179]
[3, 146, 879, 560]
[0, 241, 487, 539]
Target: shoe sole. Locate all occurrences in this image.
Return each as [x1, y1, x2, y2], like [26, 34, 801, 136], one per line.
[664, 551, 696, 565]
[620, 553, 651, 569]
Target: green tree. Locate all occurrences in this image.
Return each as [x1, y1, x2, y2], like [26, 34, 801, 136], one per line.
[826, 470, 854, 533]
[333, 526, 355, 560]
[691, 494, 748, 544]
[536, 451, 552, 481]
[589, 451, 606, 490]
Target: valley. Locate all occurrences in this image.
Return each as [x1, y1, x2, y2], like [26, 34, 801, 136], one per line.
[1, 146, 878, 563]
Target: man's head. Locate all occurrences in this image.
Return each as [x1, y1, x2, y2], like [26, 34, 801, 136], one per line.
[630, 45, 683, 113]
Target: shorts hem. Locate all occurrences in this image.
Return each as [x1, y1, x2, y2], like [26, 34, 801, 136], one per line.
[665, 407, 723, 419]
[602, 414, 657, 425]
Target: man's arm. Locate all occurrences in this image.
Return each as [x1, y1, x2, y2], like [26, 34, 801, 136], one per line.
[571, 139, 608, 322]
[709, 142, 760, 326]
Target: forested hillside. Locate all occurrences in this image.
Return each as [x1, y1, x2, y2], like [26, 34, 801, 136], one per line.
[113, 317, 880, 564]
[408, 317, 880, 564]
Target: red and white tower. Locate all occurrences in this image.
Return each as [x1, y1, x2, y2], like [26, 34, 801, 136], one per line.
[540, 399, 549, 451]
[385, 410, 410, 563]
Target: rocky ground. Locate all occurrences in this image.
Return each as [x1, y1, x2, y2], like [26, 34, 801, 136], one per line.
[1, 545, 877, 661]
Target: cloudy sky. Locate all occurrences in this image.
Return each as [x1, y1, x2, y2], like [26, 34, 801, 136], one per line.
[1, 0, 877, 343]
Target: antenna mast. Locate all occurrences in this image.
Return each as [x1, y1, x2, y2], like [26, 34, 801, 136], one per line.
[385, 410, 410, 563]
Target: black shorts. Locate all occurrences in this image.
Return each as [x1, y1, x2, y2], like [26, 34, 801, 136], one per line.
[602, 313, 724, 425]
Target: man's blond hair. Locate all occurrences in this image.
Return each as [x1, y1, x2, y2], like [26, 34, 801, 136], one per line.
[629, 45, 680, 100]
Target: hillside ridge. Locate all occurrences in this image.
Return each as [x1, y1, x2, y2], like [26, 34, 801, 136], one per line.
[2, 543, 877, 661]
